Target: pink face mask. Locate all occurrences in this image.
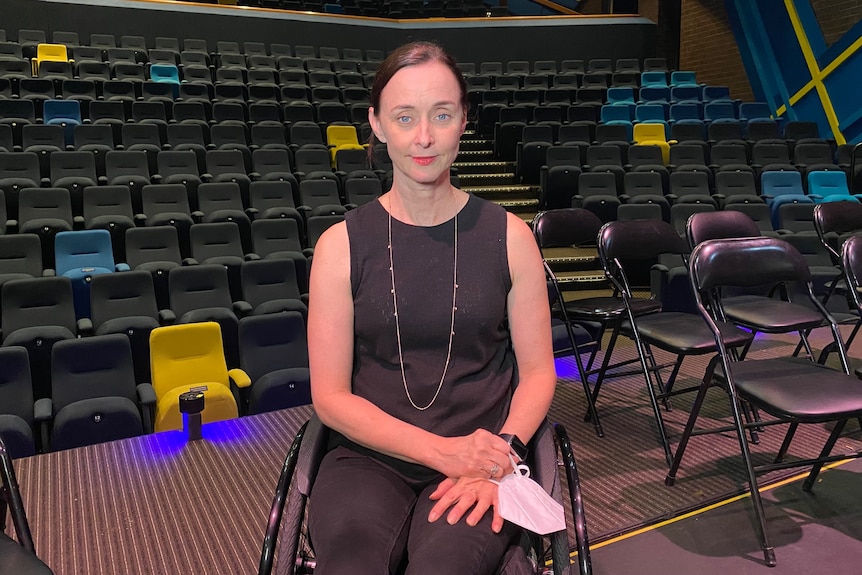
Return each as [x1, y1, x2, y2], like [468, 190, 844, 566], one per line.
[493, 455, 566, 535]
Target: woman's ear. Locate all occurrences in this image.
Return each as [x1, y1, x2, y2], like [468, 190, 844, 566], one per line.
[368, 107, 386, 144]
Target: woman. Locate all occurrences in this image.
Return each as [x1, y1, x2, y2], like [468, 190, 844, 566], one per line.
[307, 41, 556, 574]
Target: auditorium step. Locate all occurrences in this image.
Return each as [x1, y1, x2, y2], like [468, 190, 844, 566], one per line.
[452, 161, 513, 174]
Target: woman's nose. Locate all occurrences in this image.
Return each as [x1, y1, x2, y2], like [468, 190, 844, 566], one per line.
[415, 119, 434, 147]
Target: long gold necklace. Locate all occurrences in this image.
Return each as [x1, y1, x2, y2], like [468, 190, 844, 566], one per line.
[387, 206, 458, 411]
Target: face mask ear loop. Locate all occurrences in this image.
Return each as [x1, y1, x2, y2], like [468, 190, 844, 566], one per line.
[492, 454, 528, 486]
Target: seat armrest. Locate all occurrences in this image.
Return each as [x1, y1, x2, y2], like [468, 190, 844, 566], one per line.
[302, 248, 314, 258]
[77, 317, 94, 336]
[34, 398, 53, 422]
[5, 218, 17, 233]
[191, 210, 204, 222]
[665, 193, 679, 204]
[201, 172, 213, 181]
[228, 368, 252, 389]
[41, 177, 52, 186]
[136, 383, 157, 407]
[233, 300, 253, 317]
[345, 203, 358, 210]
[134, 213, 148, 225]
[249, 171, 261, 180]
[136, 383, 157, 434]
[73, 215, 85, 229]
[98, 175, 108, 185]
[618, 194, 631, 203]
[116, 263, 131, 272]
[42, 267, 56, 276]
[243, 252, 261, 261]
[182, 257, 199, 266]
[158, 309, 177, 324]
[245, 207, 259, 220]
[151, 174, 163, 184]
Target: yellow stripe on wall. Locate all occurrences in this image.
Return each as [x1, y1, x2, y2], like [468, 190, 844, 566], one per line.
[783, 0, 846, 144]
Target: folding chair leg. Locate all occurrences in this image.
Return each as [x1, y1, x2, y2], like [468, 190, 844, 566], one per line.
[655, 354, 685, 411]
[729, 393, 776, 567]
[802, 419, 847, 492]
[573, 348, 604, 437]
[773, 422, 798, 463]
[666, 369, 713, 485]
[629, 323, 673, 466]
[584, 324, 621, 422]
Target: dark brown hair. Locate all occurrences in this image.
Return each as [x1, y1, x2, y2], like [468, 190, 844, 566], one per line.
[367, 41, 468, 150]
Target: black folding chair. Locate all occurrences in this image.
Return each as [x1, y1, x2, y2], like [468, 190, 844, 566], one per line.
[532, 209, 663, 438]
[597, 219, 753, 465]
[666, 236, 862, 567]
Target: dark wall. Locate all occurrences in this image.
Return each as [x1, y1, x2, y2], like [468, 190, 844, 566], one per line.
[1, 0, 656, 65]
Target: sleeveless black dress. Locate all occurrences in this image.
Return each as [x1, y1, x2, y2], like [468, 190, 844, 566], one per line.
[333, 194, 517, 482]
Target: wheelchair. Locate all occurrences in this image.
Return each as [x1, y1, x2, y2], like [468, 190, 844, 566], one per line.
[258, 416, 592, 575]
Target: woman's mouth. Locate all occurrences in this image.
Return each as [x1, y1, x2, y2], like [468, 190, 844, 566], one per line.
[412, 156, 435, 166]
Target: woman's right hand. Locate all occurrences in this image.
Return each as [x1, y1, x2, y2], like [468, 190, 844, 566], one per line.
[436, 429, 512, 480]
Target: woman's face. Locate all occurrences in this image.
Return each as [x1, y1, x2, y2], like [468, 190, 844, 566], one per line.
[370, 60, 466, 188]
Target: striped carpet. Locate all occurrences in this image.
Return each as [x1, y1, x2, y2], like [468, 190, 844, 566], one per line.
[550, 326, 862, 541]
[6, 328, 862, 573]
[10, 407, 312, 575]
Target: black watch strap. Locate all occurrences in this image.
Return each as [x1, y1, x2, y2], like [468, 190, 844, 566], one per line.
[499, 433, 529, 461]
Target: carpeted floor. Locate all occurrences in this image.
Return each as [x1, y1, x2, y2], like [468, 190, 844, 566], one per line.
[6, 325, 862, 574]
[548, 325, 862, 541]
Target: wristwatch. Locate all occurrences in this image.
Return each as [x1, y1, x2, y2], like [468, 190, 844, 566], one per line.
[499, 433, 529, 462]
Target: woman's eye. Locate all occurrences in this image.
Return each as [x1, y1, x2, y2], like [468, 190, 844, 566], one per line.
[436, 113, 451, 121]
[397, 116, 412, 124]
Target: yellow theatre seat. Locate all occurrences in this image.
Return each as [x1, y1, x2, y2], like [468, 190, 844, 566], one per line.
[633, 122, 672, 165]
[32, 43, 69, 75]
[326, 124, 365, 165]
[149, 322, 251, 432]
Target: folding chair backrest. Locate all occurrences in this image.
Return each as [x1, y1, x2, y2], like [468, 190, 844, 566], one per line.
[532, 208, 602, 248]
[686, 210, 761, 251]
[690, 236, 810, 292]
[599, 218, 685, 265]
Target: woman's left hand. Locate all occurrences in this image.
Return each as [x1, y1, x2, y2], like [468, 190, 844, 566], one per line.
[427, 476, 504, 533]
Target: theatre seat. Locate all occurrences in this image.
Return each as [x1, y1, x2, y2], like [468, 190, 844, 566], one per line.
[149, 322, 250, 432]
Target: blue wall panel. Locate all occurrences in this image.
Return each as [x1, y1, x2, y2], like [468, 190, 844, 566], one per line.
[726, 0, 862, 144]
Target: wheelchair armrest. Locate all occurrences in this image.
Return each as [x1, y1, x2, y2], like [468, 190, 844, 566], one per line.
[158, 309, 177, 324]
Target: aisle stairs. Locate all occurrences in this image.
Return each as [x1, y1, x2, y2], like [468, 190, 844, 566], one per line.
[455, 130, 610, 298]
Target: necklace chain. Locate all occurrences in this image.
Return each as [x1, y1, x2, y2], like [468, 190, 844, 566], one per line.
[387, 209, 458, 411]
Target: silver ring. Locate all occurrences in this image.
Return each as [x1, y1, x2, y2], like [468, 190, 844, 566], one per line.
[489, 463, 500, 478]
